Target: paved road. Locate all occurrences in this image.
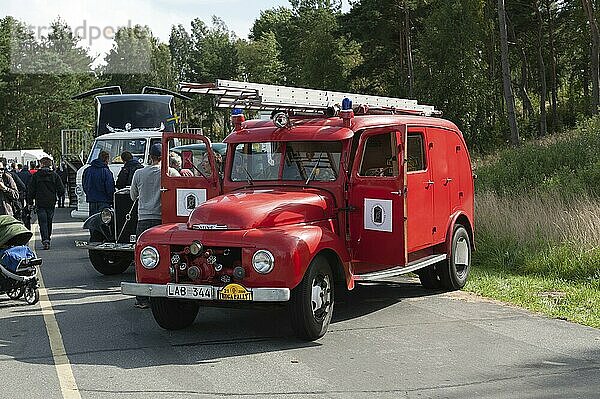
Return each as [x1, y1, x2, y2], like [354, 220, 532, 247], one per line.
[0, 209, 599, 398]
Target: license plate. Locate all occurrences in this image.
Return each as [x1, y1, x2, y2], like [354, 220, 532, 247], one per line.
[166, 284, 213, 300]
[218, 283, 253, 301]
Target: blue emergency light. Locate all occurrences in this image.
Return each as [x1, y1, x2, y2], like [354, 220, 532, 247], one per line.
[342, 98, 353, 111]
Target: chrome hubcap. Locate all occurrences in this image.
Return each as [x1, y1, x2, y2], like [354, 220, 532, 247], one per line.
[311, 274, 331, 321]
[454, 237, 470, 278]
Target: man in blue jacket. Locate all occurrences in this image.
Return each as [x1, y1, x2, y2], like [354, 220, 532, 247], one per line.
[83, 151, 115, 217]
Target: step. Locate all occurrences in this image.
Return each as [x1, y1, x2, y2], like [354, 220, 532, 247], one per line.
[354, 254, 447, 282]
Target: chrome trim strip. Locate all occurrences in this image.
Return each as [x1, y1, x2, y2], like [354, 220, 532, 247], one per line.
[75, 241, 135, 252]
[354, 254, 447, 281]
[121, 282, 290, 302]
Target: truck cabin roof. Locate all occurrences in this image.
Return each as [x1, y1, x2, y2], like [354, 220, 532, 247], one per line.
[223, 114, 462, 144]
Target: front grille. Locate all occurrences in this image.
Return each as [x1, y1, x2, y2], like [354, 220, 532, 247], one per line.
[169, 245, 243, 285]
[114, 190, 138, 243]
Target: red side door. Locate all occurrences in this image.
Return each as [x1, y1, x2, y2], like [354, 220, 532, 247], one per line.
[161, 133, 221, 224]
[348, 127, 406, 273]
[406, 128, 434, 252]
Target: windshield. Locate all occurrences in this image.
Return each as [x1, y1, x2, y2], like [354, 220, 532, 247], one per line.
[97, 100, 174, 135]
[231, 141, 342, 183]
[88, 138, 147, 164]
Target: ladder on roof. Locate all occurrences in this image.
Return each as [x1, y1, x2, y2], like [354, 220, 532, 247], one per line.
[179, 80, 440, 117]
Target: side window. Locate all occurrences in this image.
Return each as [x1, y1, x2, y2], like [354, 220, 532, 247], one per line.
[358, 132, 398, 177]
[407, 133, 426, 172]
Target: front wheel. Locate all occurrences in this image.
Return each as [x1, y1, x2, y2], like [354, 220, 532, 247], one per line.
[289, 255, 334, 341]
[7, 287, 24, 299]
[440, 224, 472, 290]
[150, 298, 200, 330]
[24, 286, 39, 305]
[88, 231, 132, 275]
[88, 250, 132, 275]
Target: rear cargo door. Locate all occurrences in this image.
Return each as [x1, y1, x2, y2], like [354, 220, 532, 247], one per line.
[161, 133, 222, 224]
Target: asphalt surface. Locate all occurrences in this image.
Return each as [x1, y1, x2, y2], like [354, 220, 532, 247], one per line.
[0, 208, 599, 399]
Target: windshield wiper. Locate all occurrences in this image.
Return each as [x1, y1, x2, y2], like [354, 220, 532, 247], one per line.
[241, 164, 254, 185]
[305, 153, 323, 185]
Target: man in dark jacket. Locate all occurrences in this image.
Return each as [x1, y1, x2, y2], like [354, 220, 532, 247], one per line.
[7, 163, 26, 220]
[0, 162, 19, 217]
[28, 157, 65, 250]
[115, 151, 143, 189]
[82, 151, 115, 217]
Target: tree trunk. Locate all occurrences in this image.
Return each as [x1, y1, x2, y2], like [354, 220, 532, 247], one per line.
[536, 4, 548, 137]
[582, 0, 600, 114]
[545, 0, 558, 130]
[498, 0, 520, 145]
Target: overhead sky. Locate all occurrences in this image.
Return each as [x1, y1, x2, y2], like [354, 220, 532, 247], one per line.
[2, 0, 350, 66]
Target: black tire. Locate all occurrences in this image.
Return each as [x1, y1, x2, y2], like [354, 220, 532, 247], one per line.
[6, 287, 24, 299]
[289, 255, 334, 341]
[24, 286, 39, 305]
[439, 224, 472, 290]
[150, 298, 200, 330]
[88, 231, 132, 275]
[416, 263, 444, 290]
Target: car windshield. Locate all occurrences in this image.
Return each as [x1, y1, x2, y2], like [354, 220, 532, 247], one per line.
[88, 139, 147, 164]
[231, 141, 342, 183]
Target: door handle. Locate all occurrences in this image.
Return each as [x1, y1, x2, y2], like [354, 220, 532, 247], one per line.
[444, 178, 453, 185]
[425, 180, 434, 187]
[160, 188, 168, 192]
[390, 191, 403, 196]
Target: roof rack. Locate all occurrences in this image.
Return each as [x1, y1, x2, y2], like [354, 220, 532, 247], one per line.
[179, 80, 441, 117]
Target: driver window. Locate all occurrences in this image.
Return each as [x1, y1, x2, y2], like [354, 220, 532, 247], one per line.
[359, 132, 398, 177]
[165, 138, 213, 178]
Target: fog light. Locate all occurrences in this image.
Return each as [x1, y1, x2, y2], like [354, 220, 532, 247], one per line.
[190, 241, 203, 255]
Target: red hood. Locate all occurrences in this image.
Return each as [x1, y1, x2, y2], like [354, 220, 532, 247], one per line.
[187, 188, 336, 230]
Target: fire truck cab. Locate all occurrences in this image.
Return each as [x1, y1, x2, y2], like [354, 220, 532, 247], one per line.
[122, 81, 474, 340]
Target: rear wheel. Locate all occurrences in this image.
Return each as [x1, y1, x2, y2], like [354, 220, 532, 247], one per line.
[88, 231, 132, 275]
[439, 224, 472, 290]
[150, 298, 200, 330]
[289, 255, 334, 341]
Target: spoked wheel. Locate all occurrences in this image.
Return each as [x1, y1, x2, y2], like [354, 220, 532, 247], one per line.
[290, 255, 334, 341]
[6, 287, 24, 300]
[23, 286, 39, 305]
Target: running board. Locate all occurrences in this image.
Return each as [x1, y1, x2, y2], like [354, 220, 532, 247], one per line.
[354, 254, 447, 282]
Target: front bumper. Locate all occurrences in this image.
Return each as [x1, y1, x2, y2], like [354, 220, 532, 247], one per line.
[75, 241, 135, 252]
[121, 282, 290, 302]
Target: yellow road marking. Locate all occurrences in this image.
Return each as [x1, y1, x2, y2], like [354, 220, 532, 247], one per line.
[33, 225, 82, 399]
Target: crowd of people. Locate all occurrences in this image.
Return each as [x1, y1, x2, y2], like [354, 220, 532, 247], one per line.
[0, 159, 66, 250]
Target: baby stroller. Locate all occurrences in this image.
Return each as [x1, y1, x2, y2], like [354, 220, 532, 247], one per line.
[0, 215, 41, 305]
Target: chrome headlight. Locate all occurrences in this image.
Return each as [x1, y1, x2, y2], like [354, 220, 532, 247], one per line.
[140, 246, 160, 269]
[100, 208, 113, 224]
[252, 250, 274, 274]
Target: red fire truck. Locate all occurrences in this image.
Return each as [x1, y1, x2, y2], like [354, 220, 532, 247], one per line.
[121, 80, 474, 340]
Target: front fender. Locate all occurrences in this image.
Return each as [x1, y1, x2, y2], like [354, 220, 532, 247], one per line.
[242, 221, 351, 290]
[83, 213, 113, 241]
